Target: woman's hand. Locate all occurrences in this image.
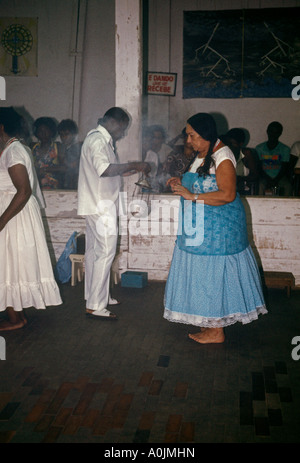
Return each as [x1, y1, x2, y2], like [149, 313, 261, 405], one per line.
[171, 183, 196, 201]
[166, 177, 181, 189]
[167, 177, 195, 200]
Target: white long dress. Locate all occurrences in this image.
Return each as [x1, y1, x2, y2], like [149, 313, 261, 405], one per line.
[0, 140, 62, 312]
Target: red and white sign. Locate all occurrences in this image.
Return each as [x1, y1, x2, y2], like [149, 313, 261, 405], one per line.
[146, 72, 177, 96]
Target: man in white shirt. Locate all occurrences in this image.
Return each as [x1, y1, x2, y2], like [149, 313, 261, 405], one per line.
[78, 107, 150, 320]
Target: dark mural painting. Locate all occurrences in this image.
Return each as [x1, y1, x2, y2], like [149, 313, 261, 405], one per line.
[183, 8, 300, 98]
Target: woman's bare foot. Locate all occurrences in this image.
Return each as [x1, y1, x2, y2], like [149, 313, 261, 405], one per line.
[0, 319, 26, 331]
[188, 328, 225, 344]
[0, 308, 27, 331]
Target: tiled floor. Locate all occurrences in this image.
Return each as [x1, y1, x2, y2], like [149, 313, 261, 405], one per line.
[0, 280, 300, 443]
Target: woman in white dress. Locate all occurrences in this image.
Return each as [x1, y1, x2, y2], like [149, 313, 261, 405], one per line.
[0, 107, 62, 331]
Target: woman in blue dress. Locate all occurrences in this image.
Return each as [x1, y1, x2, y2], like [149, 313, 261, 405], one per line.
[164, 113, 267, 344]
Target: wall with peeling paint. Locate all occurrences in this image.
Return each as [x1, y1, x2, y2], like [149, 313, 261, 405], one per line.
[42, 191, 300, 286]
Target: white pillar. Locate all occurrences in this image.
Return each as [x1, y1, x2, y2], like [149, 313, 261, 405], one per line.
[114, 0, 144, 272]
[70, 0, 87, 125]
[115, 0, 143, 163]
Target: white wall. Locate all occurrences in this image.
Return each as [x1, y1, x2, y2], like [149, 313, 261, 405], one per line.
[0, 0, 79, 126]
[147, 0, 300, 148]
[79, 0, 116, 139]
[0, 0, 116, 140]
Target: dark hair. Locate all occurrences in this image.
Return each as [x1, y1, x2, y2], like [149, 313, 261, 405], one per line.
[0, 107, 22, 136]
[225, 128, 245, 145]
[187, 113, 218, 177]
[98, 107, 130, 126]
[57, 119, 78, 134]
[33, 117, 57, 138]
[267, 121, 283, 135]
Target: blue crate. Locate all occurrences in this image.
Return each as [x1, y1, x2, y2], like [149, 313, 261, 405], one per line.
[121, 271, 148, 288]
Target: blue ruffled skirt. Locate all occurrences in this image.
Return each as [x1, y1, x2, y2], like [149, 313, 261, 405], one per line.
[164, 243, 267, 328]
[163, 171, 267, 328]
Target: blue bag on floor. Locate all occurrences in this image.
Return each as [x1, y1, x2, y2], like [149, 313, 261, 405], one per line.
[54, 231, 77, 283]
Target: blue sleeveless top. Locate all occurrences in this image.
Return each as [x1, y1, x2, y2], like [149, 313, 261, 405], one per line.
[176, 172, 249, 255]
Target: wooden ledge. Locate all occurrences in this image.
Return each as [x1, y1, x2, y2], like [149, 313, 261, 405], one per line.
[264, 271, 295, 297]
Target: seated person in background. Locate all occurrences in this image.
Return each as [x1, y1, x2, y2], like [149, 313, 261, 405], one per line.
[142, 126, 158, 175]
[290, 140, 300, 196]
[290, 140, 300, 169]
[168, 127, 196, 162]
[164, 127, 196, 181]
[151, 128, 196, 193]
[222, 128, 260, 195]
[145, 127, 195, 193]
[58, 119, 82, 189]
[142, 126, 151, 160]
[141, 126, 163, 192]
[31, 117, 64, 189]
[255, 121, 291, 196]
[17, 115, 45, 209]
[144, 125, 173, 177]
[143, 124, 172, 193]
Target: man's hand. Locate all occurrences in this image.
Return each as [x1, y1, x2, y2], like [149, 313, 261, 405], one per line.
[133, 161, 151, 175]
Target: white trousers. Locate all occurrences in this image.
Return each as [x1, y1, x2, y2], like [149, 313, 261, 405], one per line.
[85, 213, 118, 312]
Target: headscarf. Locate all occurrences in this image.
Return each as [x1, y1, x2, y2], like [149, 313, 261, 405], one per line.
[186, 113, 218, 176]
[187, 113, 218, 145]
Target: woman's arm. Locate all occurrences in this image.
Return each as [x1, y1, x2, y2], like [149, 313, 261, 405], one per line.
[171, 160, 236, 206]
[0, 164, 32, 231]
